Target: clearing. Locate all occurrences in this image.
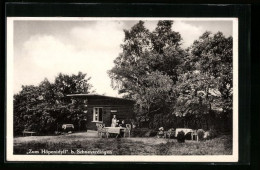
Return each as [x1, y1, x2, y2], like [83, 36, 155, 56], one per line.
[14, 131, 232, 155]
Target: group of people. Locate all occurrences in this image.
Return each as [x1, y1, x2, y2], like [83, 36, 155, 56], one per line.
[111, 115, 126, 128]
[111, 115, 127, 137]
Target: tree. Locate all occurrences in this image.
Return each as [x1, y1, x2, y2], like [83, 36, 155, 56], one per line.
[109, 21, 151, 95]
[53, 72, 93, 97]
[108, 20, 186, 128]
[109, 20, 233, 132]
[13, 72, 93, 136]
[173, 71, 219, 129]
[132, 71, 174, 120]
[172, 31, 233, 131]
[190, 32, 233, 117]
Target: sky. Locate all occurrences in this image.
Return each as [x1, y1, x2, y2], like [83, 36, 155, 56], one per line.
[13, 19, 233, 97]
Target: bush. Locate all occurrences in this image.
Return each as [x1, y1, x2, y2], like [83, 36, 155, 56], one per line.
[149, 130, 158, 137]
[132, 128, 160, 137]
[144, 131, 151, 137]
[208, 128, 219, 139]
[185, 132, 192, 140]
[144, 130, 157, 137]
[54, 131, 61, 135]
[197, 129, 205, 141]
[177, 131, 185, 143]
[131, 128, 150, 137]
[165, 128, 175, 139]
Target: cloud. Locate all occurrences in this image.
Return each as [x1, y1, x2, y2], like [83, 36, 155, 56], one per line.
[14, 21, 126, 97]
[70, 21, 124, 52]
[142, 20, 205, 49]
[144, 21, 158, 32]
[172, 21, 204, 48]
[14, 20, 232, 96]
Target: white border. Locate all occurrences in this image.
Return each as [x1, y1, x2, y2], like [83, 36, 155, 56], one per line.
[6, 17, 239, 162]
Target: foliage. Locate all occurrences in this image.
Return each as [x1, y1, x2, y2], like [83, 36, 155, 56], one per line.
[13, 72, 93, 136]
[132, 128, 149, 137]
[108, 20, 186, 128]
[165, 128, 175, 139]
[175, 31, 233, 131]
[173, 71, 214, 117]
[172, 32, 232, 130]
[197, 129, 205, 141]
[131, 128, 158, 137]
[109, 20, 233, 132]
[177, 131, 185, 143]
[208, 128, 219, 139]
[185, 132, 192, 140]
[189, 31, 233, 116]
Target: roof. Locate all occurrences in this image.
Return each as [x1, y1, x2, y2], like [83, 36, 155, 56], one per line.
[66, 94, 135, 102]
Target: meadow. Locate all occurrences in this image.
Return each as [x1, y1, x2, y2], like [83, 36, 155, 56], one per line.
[14, 132, 232, 155]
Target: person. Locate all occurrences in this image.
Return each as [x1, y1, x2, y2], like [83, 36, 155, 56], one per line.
[111, 115, 118, 127]
[119, 120, 126, 128]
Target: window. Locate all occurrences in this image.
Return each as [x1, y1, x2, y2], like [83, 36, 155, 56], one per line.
[93, 107, 103, 122]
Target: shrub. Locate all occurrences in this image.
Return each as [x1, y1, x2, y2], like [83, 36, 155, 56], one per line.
[165, 128, 175, 139]
[131, 128, 150, 137]
[132, 128, 162, 137]
[177, 131, 185, 143]
[130, 128, 159, 137]
[149, 130, 158, 137]
[208, 128, 218, 139]
[144, 131, 151, 137]
[197, 129, 205, 141]
[185, 132, 192, 140]
[54, 131, 61, 135]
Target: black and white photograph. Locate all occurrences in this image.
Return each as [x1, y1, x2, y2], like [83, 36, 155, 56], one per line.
[6, 17, 238, 162]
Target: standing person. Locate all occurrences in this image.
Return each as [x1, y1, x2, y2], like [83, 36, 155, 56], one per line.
[111, 115, 118, 127]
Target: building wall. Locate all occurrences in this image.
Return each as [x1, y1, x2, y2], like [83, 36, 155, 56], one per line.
[82, 97, 134, 130]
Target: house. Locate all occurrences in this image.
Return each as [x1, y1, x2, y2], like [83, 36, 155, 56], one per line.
[66, 94, 135, 130]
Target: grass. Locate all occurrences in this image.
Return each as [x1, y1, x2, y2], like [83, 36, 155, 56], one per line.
[13, 132, 232, 155]
[155, 135, 232, 155]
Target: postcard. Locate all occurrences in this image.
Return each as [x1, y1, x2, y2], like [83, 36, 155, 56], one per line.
[6, 17, 238, 162]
